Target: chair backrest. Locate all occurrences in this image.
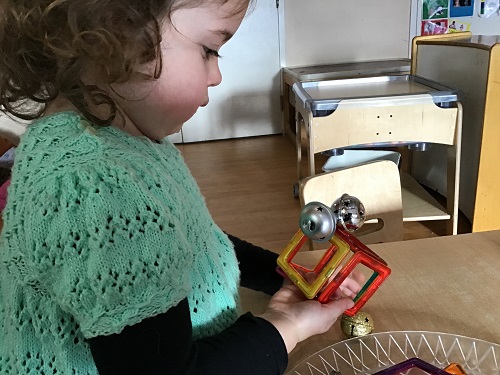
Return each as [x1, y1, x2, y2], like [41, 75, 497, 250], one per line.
[300, 160, 403, 244]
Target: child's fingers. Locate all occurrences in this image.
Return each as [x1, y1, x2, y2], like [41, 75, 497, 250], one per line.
[339, 282, 359, 299]
[330, 273, 364, 299]
[350, 268, 366, 284]
[323, 297, 355, 318]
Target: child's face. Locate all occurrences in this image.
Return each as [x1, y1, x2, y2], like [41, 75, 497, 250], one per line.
[113, 0, 248, 140]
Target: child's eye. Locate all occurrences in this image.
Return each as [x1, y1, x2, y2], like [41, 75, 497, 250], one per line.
[203, 46, 221, 59]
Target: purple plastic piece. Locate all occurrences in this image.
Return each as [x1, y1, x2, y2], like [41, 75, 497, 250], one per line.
[372, 358, 450, 375]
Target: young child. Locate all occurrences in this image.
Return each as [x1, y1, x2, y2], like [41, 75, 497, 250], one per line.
[0, 1, 361, 374]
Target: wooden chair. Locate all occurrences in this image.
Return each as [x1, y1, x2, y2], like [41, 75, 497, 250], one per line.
[300, 160, 403, 244]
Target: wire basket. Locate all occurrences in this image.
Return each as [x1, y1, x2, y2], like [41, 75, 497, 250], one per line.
[288, 331, 500, 375]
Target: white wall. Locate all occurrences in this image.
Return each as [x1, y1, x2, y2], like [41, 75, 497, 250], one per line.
[470, 16, 500, 34]
[280, 0, 413, 68]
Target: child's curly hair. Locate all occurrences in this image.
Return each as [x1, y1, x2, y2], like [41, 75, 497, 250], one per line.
[0, 0, 248, 126]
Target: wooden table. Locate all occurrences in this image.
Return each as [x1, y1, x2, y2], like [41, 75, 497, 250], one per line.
[240, 230, 500, 372]
[281, 59, 410, 143]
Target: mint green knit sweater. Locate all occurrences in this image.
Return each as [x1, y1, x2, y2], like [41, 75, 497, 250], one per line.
[0, 112, 241, 374]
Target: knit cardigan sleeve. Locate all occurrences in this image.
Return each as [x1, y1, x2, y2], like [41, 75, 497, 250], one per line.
[12, 160, 193, 339]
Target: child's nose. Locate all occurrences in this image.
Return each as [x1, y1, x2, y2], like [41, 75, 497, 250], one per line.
[208, 60, 222, 87]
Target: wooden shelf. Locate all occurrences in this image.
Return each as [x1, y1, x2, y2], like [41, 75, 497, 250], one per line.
[360, 171, 449, 228]
[401, 172, 450, 222]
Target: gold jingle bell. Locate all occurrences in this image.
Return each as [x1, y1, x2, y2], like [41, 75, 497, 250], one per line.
[340, 311, 374, 338]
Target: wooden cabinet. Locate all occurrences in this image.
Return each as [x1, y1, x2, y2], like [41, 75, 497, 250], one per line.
[411, 34, 500, 232]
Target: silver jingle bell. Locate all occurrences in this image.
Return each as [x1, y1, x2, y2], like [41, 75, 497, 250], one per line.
[299, 202, 336, 242]
[332, 193, 366, 232]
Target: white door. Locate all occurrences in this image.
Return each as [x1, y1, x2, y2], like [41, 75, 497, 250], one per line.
[175, 0, 281, 143]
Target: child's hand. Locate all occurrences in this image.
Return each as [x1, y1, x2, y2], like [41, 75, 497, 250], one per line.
[280, 267, 365, 299]
[331, 268, 365, 299]
[260, 283, 355, 353]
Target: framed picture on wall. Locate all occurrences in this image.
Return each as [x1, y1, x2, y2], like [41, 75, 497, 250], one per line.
[421, 19, 449, 34]
[450, 0, 475, 17]
[448, 19, 472, 31]
[422, 0, 449, 19]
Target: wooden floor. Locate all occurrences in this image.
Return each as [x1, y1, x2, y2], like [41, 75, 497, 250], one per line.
[178, 134, 471, 253]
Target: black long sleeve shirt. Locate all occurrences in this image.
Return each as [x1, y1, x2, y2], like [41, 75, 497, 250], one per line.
[88, 234, 288, 374]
